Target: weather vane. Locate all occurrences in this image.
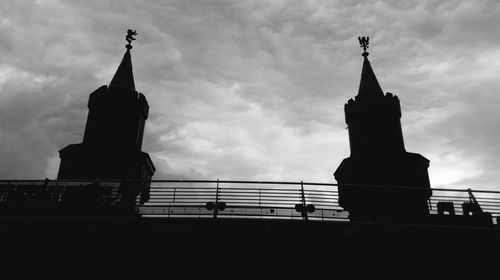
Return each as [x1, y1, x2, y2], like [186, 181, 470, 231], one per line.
[358, 36, 369, 57]
[126, 29, 137, 50]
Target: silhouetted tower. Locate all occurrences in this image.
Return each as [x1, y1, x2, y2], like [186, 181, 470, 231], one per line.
[334, 37, 431, 222]
[57, 30, 155, 208]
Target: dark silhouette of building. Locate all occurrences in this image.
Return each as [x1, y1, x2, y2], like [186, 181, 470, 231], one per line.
[57, 30, 155, 211]
[334, 37, 432, 222]
[1, 35, 500, 265]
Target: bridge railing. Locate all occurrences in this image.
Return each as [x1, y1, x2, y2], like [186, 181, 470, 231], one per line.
[0, 179, 499, 223]
[428, 188, 500, 217]
[141, 180, 346, 221]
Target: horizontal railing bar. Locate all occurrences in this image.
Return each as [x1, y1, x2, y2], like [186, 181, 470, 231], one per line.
[218, 200, 302, 204]
[151, 189, 217, 192]
[214, 198, 301, 203]
[139, 205, 295, 210]
[2, 179, 500, 194]
[219, 194, 301, 199]
[218, 191, 300, 195]
[430, 195, 474, 198]
[214, 186, 301, 190]
[144, 202, 299, 207]
[303, 192, 338, 196]
[306, 198, 338, 201]
[148, 196, 304, 202]
[149, 195, 215, 198]
[429, 196, 500, 201]
[303, 189, 338, 192]
[151, 188, 301, 194]
[6, 179, 500, 193]
[304, 195, 339, 199]
[429, 201, 500, 206]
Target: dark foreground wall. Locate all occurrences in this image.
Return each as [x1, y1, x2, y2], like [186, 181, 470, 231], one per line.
[2, 217, 499, 276]
[2, 217, 499, 253]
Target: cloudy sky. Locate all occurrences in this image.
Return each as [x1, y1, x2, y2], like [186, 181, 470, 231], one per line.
[1, 0, 500, 190]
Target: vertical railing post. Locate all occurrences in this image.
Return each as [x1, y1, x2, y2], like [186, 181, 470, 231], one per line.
[300, 181, 308, 221]
[259, 188, 262, 218]
[214, 179, 220, 219]
[258, 189, 261, 207]
[172, 187, 176, 203]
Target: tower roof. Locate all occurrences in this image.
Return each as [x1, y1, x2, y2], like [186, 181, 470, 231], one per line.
[357, 55, 383, 97]
[356, 36, 383, 97]
[109, 48, 136, 91]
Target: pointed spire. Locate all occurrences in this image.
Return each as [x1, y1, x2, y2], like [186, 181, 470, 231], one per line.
[109, 29, 137, 91]
[357, 36, 383, 97]
[109, 48, 135, 91]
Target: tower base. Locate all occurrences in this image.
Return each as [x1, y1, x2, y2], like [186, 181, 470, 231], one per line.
[334, 152, 432, 222]
[57, 143, 155, 213]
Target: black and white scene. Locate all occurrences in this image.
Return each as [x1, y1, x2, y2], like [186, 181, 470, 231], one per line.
[1, 0, 500, 265]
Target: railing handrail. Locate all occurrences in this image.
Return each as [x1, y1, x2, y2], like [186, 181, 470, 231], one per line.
[1, 179, 499, 193]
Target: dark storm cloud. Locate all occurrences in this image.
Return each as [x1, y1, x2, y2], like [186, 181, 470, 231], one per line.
[1, 0, 500, 189]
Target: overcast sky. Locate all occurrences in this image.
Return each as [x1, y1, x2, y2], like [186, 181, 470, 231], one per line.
[1, 0, 500, 190]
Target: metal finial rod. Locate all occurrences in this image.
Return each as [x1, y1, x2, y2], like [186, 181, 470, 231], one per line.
[126, 29, 137, 50]
[358, 36, 369, 57]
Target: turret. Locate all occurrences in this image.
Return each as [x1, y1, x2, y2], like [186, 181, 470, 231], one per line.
[57, 30, 155, 212]
[334, 37, 432, 222]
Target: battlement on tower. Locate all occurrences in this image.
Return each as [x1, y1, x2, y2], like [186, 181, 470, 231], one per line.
[88, 85, 149, 115]
[344, 91, 402, 124]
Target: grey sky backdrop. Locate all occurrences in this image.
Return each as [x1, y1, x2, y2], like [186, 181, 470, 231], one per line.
[1, 0, 500, 190]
